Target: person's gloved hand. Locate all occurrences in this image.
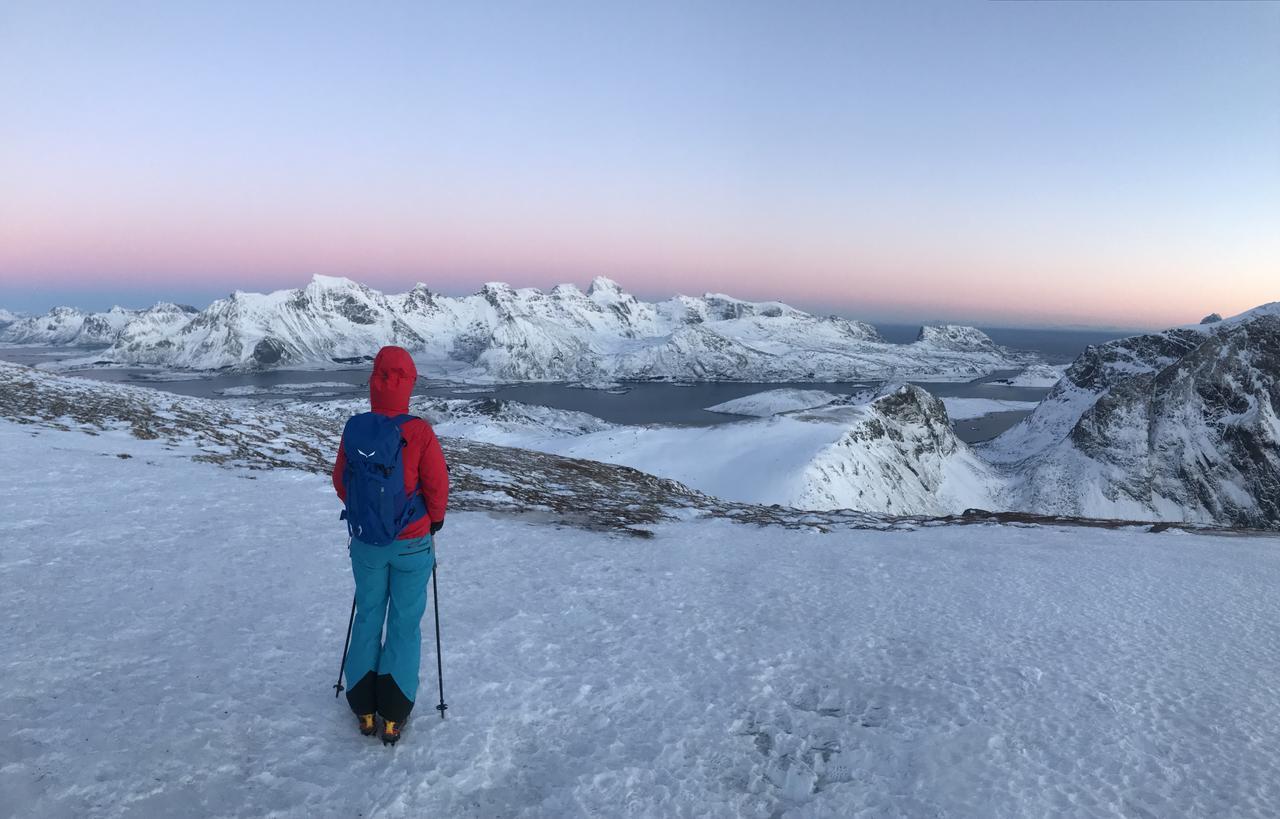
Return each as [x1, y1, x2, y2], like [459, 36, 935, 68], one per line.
[430, 519, 444, 536]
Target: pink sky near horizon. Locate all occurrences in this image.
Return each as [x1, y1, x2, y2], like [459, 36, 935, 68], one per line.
[0, 239, 1272, 330]
[0, 197, 1274, 329]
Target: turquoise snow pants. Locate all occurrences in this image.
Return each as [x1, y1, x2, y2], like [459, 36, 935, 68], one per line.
[344, 534, 435, 723]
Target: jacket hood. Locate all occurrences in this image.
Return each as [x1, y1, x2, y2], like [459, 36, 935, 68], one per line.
[369, 346, 417, 414]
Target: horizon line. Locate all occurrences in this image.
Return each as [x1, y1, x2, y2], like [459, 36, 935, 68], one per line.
[0, 272, 1185, 335]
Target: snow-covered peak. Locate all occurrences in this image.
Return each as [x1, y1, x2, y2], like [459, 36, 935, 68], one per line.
[916, 324, 998, 351]
[586, 276, 624, 297]
[393, 283, 438, 313]
[784, 382, 998, 514]
[1224, 301, 1280, 324]
[144, 302, 199, 316]
[305, 273, 365, 293]
[1177, 301, 1280, 332]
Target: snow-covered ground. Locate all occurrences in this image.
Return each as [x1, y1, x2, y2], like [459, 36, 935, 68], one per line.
[214, 382, 358, 397]
[3, 420, 1279, 818]
[986, 364, 1068, 388]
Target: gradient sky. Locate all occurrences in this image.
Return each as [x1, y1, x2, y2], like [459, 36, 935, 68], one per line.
[1, 1, 1277, 328]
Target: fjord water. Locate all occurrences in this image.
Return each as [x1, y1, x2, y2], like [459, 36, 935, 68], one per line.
[2, 325, 1125, 440]
[0, 346, 1048, 442]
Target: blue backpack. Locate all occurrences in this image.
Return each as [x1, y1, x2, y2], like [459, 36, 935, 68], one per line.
[339, 412, 428, 546]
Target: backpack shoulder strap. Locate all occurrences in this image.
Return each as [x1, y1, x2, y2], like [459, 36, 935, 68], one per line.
[392, 414, 419, 427]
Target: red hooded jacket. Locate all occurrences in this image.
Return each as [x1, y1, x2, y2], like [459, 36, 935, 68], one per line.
[332, 346, 449, 540]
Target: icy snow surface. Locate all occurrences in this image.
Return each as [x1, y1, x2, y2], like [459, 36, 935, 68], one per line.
[705, 389, 848, 417]
[2, 421, 1279, 818]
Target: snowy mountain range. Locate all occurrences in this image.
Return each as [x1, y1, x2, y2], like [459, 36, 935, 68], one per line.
[985, 303, 1280, 528]
[3, 296, 1277, 532]
[5, 282, 1274, 528]
[0, 303, 196, 346]
[1, 275, 1032, 381]
[269, 303, 1278, 530]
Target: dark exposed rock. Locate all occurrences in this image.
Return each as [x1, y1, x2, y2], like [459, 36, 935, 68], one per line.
[397, 284, 438, 313]
[449, 323, 492, 364]
[252, 337, 287, 365]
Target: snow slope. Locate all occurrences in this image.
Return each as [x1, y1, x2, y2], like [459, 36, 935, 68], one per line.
[424, 384, 1002, 515]
[705, 388, 850, 417]
[707, 391, 1036, 421]
[21, 275, 1032, 380]
[3, 420, 1279, 818]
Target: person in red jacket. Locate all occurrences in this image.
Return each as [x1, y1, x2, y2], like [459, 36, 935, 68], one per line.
[332, 345, 449, 744]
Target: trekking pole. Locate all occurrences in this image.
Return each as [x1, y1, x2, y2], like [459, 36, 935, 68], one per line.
[333, 592, 356, 698]
[333, 535, 355, 698]
[431, 560, 448, 718]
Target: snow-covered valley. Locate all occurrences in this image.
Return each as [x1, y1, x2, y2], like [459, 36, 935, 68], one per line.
[3, 377, 1279, 818]
[398, 384, 1004, 516]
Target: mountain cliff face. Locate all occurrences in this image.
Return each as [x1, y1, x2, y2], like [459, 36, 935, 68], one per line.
[986, 304, 1280, 529]
[10, 276, 1030, 380]
[107, 278, 421, 369]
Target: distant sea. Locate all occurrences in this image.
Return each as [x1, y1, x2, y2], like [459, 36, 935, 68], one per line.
[873, 324, 1140, 364]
